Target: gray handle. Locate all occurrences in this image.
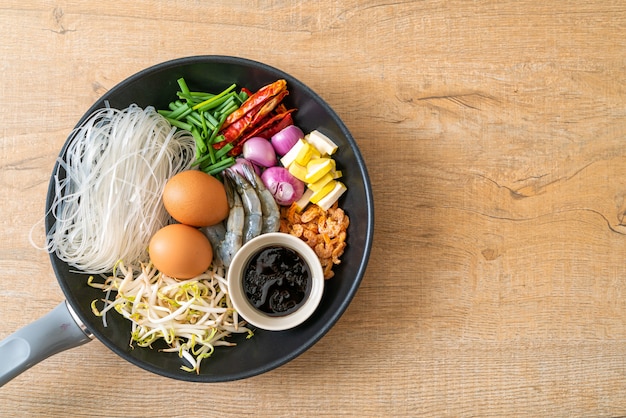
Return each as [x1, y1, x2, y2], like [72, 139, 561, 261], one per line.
[0, 301, 93, 387]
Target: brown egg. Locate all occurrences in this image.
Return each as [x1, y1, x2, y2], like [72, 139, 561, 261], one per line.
[162, 170, 229, 227]
[149, 223, 213, 279]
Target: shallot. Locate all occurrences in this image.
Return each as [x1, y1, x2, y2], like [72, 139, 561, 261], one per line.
[271, 125, 304, 156]
[242, 136, 277, 167]
[261, 166, 305, 206]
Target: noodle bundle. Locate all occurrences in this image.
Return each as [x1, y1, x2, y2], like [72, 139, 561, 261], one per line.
[43, 104, 196, 274]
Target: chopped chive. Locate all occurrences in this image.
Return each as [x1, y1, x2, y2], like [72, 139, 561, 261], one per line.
[191, 146, 217, 167]
[177, 92, 196, 102]
[168, 103, 193, 120]
[185, 112, 204, 128]
[220, 103, 239, 117]
[214, 143, 234, 160]
[203, 157, 236, 176]
[191, 153, 209, 167]
[207, 128, 220, 144]
[158, 78, 255, 178]
[215, 96, 236, 113]
[190, 127, 206, 154]
[165, 118, 193, 131]
[177, 78, 191, 96]
[189, 91, 216, 99]
[205, 112, 219, 128]
[198, 93, 233, 112]
[200, 112, 208, 138]
[211, 134, 226, 144]
[201, 113, 216, 131]
[191, 84, 237, 111]
[206, 141, 217, 165]
[206, 93, 237, 112]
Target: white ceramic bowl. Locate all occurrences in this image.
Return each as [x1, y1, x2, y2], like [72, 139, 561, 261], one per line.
[227, 232, 325, 331]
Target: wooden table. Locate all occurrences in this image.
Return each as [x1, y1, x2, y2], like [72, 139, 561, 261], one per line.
[1, 1, 625, 416]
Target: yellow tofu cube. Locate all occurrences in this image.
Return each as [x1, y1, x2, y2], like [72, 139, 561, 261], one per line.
[293, 189, 314, 212]
[309, 179, 337, 204]
[307, 172, 334, 192]
[294, 142, 321, 166]
[305, 158, 335, 183]
[280, 139, 307, 168]
[317, 181, 347, 210]
[288, 162, 308, 182]
[307, 130, 338, 155]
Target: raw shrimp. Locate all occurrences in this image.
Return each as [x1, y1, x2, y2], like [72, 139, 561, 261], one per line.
[201, 222, 226, 267]
[227, 169, 262, 243]
[242, 164, 280, 233]
[219, 175, 244, 267]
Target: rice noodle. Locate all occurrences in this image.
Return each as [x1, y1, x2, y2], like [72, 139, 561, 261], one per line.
[40, 104, 196, 274]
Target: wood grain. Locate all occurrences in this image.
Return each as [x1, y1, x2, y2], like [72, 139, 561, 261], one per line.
[1, 1, 625, 416]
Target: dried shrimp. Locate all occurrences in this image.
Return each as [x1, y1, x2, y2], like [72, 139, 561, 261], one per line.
[279, 202, 349, 279]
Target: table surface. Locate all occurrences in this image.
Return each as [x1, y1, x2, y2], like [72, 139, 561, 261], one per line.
[1, 1, 625, 416]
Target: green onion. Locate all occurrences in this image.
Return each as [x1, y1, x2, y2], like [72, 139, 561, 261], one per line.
[177, 78, 191, 95]
[211, 134, 226, 144]
[165, 118, 193, 132]
[192, 84, 237, 112]
[214, 143, 234, 160]
[219, 103, 239, 117]
[159, 79, 246, 175]
[190, 151, 213, 168]
[186, 111, 204, 128]
[190, 127, 206, 155]
[205, 112, 219, 128]
[203, 157, 235, 176]
[168, 103, 193, 120]
[189, 91, 216, 99]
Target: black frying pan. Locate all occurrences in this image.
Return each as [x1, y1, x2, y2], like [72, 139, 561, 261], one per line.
[0, 56, 374, 385]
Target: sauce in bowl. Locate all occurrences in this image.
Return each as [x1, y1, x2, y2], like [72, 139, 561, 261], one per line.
[243, 246, 311, 316]
[227, 232, 325, 331]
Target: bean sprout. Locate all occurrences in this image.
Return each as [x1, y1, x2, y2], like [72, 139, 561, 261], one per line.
[36, 104, 196, 274]
[89, 261, 252, 374]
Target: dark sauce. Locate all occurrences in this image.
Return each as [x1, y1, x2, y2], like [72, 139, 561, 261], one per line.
[242, 246, 311, 316]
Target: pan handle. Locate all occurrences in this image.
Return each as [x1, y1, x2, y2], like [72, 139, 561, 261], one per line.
[0, 300, 93, 387]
